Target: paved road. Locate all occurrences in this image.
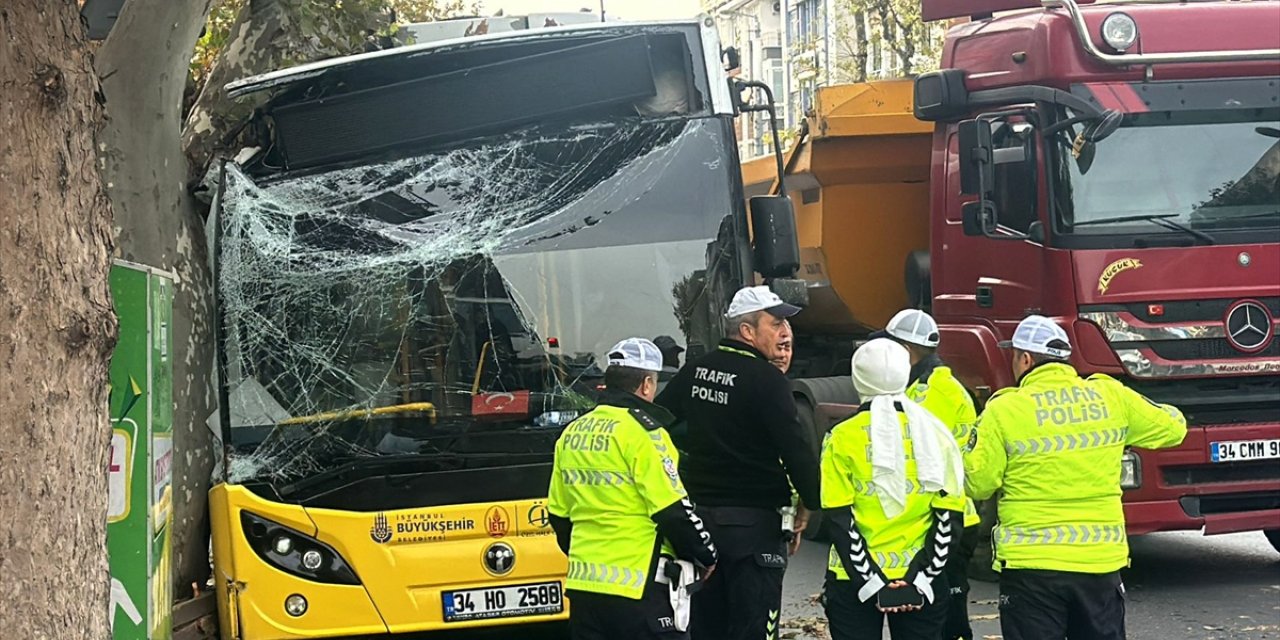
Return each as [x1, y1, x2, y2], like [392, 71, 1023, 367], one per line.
[779, 530, 1280, 640]
[383, 530, 1280, 639]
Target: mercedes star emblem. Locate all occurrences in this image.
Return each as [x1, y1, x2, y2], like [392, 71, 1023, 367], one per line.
[1225, 300, 1273, 353]
[483, 541, 516, 576]
[1238, 252, 1252, 267]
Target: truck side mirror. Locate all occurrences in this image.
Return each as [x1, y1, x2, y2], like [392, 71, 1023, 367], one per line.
[913, 69, 968, 122]
[750, 195, 801, 278]
[1028, 220, 1046, 244]
[958, 119, 994, 196]
[961, 201, 994, 237]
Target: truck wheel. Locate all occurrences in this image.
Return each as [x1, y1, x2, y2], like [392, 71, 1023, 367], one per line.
[795, 399, 826, 542]
[1265, 529, 1280, 554]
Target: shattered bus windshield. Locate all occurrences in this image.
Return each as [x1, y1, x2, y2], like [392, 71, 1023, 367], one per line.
[218, 116, 745, 488]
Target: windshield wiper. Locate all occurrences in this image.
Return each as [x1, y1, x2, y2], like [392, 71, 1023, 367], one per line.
[1074, 214, 1215, 245]
[277, 450, 553, 497]
[1193, 210, 1280, 223]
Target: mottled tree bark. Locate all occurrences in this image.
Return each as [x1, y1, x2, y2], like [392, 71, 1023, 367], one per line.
[0, 1, 118, 636]
[853, 9, 869, 83]
[96, 0, 216, 598]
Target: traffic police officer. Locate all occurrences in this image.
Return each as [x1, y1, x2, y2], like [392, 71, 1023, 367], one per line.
[656, 285, 821, 640]
[548, 338, 718, 640]
[821, 338, 966, 639]
[966, 315, 1187, 640]
[877, 309, 981, 640]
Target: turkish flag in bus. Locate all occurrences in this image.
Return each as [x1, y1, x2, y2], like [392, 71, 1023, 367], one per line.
[472, 391, 532, 417]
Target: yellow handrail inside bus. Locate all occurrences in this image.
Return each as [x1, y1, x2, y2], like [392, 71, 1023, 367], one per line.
[471, 340, 493, 395]
[278, 402, 437, 425]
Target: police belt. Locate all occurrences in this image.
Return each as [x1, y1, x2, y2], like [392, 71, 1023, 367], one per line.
[654, 557, 701, 633]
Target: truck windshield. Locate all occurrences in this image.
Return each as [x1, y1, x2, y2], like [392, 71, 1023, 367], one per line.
[217, 116, 745, 489]
[1054, 108, 1280, 238]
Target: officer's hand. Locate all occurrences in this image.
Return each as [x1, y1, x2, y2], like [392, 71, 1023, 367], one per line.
[700, 564, 716, 582]
[875, 581, 925, 614]
[792, 505, 810, 536]
[788, 532, 803, 556]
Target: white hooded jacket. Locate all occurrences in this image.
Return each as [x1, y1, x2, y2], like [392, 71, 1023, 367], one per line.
[852, 339, 965, 520]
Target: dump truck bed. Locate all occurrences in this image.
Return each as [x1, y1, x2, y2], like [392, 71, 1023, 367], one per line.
[743, 80, 934, 335]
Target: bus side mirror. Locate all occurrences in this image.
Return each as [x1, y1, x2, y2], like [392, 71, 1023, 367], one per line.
[751, 195, 800, 278]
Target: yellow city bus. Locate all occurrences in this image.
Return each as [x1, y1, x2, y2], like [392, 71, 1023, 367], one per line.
[208, 16, 751, 638]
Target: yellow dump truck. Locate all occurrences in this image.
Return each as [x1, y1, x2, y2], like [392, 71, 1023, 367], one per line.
[740, 80, 934, 409]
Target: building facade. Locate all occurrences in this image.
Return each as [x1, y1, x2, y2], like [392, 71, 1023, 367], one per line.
[707, 0, 946, 158]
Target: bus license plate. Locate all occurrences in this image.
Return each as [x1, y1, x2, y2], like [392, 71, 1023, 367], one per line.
[442, 581, 563, 623]
[1210, 439, 1280, 463]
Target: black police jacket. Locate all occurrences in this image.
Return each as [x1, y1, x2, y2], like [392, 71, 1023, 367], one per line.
[656, 339, 821, 510]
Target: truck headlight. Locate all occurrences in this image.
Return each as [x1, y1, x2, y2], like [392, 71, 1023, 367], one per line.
[1101, 12, 1138, 53]
[1120, 451, 1141, 489]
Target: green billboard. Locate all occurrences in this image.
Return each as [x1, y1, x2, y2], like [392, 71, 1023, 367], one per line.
[108, 261, 175, 640]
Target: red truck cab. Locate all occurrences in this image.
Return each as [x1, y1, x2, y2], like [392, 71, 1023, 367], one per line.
[913, 0, 1280, 544]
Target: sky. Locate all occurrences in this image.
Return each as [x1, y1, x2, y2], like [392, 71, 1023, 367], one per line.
[480, 0, 702, 21]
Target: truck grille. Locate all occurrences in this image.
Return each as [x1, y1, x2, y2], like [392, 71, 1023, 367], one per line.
[1126, 375, 1280, 427]
[1180, 492, 1280, 517]
[1146, 339, 1280, 361]
[1163, 461, 1280, 486]
[1095, 297, 1280, 324]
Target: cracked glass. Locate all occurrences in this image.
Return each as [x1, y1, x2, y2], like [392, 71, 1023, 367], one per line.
[217, 115, 746, 492]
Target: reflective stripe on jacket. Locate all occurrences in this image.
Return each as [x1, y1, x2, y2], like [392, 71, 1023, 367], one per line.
[907, 363, 981, 528]
[821, 409, 966, 581]
[547, 404, 686, 598]
[965, 363, 1186, 573]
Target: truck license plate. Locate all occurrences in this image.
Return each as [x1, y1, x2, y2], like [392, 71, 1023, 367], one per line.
[442, 581, 563, 622]
[1210, 439, 1280, 463]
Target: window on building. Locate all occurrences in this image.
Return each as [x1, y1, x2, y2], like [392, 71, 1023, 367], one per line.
[798, 78, 815, 117]
[765, 58, 784, 106]
[789, 0, 820, 44]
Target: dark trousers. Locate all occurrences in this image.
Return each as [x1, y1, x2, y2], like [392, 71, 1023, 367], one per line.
[823, 572, 951, 640]
[689, 506, 788, 640]
[568, 583, 686, 640]
[944, 524, 981, 640]
[998, 569, 1126, 640]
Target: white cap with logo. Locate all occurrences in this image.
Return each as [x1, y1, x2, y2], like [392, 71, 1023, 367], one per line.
[999, 315, 1072, 359]
[606, 338, 665, 373]
[884, 309, 941, 348]
[725, 285, 801, 319]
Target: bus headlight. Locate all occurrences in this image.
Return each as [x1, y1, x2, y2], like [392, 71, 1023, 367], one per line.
[273, 536, 294, 555]
[285, 594, 309, 617]
[241, 511, 361, 585]
[1101, 13, 1138, 53]
[301, 550, 324, 571]
[1120, 451, 1141, 489]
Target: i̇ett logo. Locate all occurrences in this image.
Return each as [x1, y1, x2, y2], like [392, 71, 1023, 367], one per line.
[486, 506, 510, 538]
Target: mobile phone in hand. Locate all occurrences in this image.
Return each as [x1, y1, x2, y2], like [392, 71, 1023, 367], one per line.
[876, 586, 924, 609]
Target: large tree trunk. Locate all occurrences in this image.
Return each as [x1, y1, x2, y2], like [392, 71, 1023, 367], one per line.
[182, 0, 385, 191]
[96, 0, 216, 598]
[0, 1, 118, 636]
[183, 0, 292, 191]
[853, 9, 869, 82]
